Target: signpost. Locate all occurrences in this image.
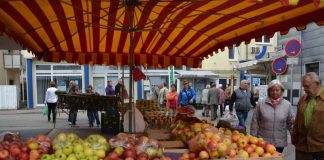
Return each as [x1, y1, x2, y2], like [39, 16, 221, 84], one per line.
[272, 58, 287, 74]
[168, 66, 175, 89]
[285, 39, 301, 104]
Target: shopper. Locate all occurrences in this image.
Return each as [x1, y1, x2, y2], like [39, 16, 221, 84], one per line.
[105, 80, 115, 96]
[201, 84, 210, 117]
[250, 79, 294, 153]
[229, 80, 256, 128]
[158, 83, 168, 108]
[69, 82, 79, 126]
[218, 84, 225, 117]
[178, 80, 196, 107]
[292, 72, 324, 160]
[45, 81, 58, 123]
[166, 84, 178, 116]
[86, 85, 100, 127]
[208, 83, 220, 121]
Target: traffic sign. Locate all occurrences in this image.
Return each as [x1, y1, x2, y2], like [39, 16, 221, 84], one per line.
[285, 39, 301, 57]
[272, 58, 287, 74]
[287, 57, 298, 64]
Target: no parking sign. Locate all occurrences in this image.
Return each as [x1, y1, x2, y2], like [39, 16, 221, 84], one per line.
[272, 58, 287, 74]
[285, 39, 301, 57]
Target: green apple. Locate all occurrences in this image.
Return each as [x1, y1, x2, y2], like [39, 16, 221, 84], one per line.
[57, 133, 67, 142]
[84, 148, 94, 156]
[83, 142, 91, 148]
[55, 151, 67, 160]
[75, 151, 85, 159]
[41, 154, 52, 160]
[66, 154, 77, 160]
[73, 143, 84, 153]
[63, 145, 73, 155]
[95, 150, 106, 158]
[114, 146, 124, 156]
[97, 137, 107, 144]
[67, 133, 79, 142]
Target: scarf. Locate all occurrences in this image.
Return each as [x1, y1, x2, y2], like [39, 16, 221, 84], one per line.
[304, 97, 317, 128]
[270, 98, 281, 107]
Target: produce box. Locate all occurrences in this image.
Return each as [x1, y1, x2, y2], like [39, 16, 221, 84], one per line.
[145, 129, 189, 154]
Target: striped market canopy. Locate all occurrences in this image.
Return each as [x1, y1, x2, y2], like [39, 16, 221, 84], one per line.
[0, 0, 324, 68]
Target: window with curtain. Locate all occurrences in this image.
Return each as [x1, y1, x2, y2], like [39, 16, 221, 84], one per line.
[36, 76, 51, 104]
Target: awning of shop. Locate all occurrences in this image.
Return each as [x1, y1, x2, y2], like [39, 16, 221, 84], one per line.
[1, 1, 324, 68]
[175, 70, 219, 78]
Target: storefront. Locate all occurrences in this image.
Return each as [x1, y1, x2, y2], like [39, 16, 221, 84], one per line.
[34, 63, 83, 107]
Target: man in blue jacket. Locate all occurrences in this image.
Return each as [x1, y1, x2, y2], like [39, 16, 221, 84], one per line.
[178, 80, 196, 107]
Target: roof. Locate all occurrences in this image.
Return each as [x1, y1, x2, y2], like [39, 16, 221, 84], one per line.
[1, 0, 324, 67]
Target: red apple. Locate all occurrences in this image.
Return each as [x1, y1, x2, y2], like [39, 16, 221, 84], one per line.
[244, 145, 255, 154]
[207, 139, 218, 151]
[237, 138, 248, 148]
[250, 152, 259, 158]
[9, 146, 21, 156]
[249, 136, 258, 144]
[0, 150, 9, 159]
[257, 138, 266, 148]
[19, 152, 29, 160]
[122, 148, 137, 159]
[29, 150, 40, 160]
[228, 149, 237, 158]
[106, 151, 120, 160]
[21, 146, 29, 152]
[231, 133, 240, 142]
[265, 144, 276, 154]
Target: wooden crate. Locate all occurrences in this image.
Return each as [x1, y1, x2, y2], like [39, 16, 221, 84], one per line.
[145, 129, 189, 153]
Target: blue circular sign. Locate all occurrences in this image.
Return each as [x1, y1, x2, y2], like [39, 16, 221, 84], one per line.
[272, 58, 287, 74]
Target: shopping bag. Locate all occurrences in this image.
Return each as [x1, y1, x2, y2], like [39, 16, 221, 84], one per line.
[43, 104, 48, 116]
[219, 111, 239, 126]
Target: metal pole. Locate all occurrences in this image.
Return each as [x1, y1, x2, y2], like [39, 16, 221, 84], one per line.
[290, 64, 294, 104]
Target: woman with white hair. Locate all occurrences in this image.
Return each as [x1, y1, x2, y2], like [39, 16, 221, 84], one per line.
[250, 79, 294, 153]
[201, 84, 211, 117]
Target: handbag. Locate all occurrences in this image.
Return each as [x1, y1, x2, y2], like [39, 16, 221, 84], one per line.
[43, 103, 48, 116]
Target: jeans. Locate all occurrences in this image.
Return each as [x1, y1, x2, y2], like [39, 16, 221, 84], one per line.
[69, 111, 78, 125]
[296, 150, 324, 160]
[47, 103, 57, 122]
[219, 104, 224, 116]
[236, 110, 248, 127]
[87, 111, 100, 127]
[204, 105, 210, 116]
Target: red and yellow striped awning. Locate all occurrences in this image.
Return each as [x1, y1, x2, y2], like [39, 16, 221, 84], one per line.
[1, 0, 324, 67]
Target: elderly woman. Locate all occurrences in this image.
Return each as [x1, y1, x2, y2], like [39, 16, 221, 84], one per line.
[250, 79, 294, 153]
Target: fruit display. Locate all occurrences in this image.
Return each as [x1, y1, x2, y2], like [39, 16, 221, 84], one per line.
[106, 133, 171, 160]
[170, 120, 212, 142]
[48, 133, 110, 160]
[0, 132, 52, 160]
[179, 127, 281, 159]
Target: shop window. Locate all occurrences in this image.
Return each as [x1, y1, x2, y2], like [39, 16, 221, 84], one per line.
[36, 65, 50, 70]
[305, 62, 319, 75]
[255, 35, 271, 44]
[53, 76, 82, 92]
[36, 76, 51, 104]
[93, 77, 105, 95]
[53, 65, 81, 70]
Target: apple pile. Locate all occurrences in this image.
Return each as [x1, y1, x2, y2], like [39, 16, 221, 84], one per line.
[179, 127, 281, 159]
[43, 133, 110, 160]
[171, 121, 212, 142]
[105, 133, 170, 160]
[0, 133, 52, 160]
